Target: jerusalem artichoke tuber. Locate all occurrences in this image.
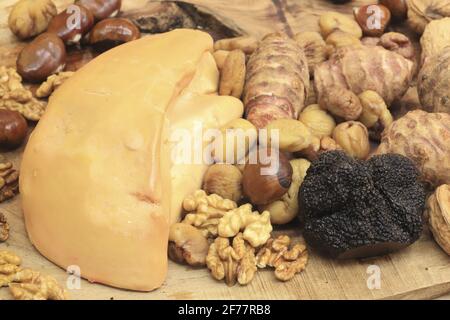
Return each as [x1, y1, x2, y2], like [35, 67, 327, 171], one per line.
[315, 45, 414, 119]
[243, 33, 309, 129]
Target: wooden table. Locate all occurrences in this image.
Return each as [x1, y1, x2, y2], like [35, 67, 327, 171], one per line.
[0, 0, 449, 300]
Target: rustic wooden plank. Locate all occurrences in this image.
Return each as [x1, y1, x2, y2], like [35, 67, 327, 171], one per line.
[0, 0, 449, 300]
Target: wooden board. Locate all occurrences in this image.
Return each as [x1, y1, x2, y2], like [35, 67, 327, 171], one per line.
[0, 0, 449, 300]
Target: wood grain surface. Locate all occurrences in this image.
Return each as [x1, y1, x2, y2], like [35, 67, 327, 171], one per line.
[0, 0, 449, 300]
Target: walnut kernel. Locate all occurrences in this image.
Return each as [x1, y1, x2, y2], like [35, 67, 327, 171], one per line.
[0, 212, 9, 242]
[36, 72, 74, 98]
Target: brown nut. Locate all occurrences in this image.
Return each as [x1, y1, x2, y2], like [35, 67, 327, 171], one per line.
[265, 119, 312, 153]
[426, 184, 450, 256]
[354, 4, 391, 37]
[8, 0, 57, 40]
[380, 32, 415, 60]
[242, 148, 293, 206]
[299, 104, 336, 138]
[358, 90, 393, 140]
[333, 121, 370, 160]
[47, 5, 94, 45]
[380, 0, 408, 21]
[319, 11, 363, 39]
[318, 86, 362, 120]
[89, 18, 141, 52]
[16, 33, 66, 83]
[214, 36, 258, 55]
[76, 0, 121, 21]
[0, 110, 28, 149]
[213, 50, 230, 70]
[212, 118, 257, 164]
[168, 223, 209, 267]
[203, 164, 243, 203]
[219, 49, 246, 98]
[325, 31, 361, 56]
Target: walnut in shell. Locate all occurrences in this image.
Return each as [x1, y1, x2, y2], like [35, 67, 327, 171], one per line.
[420, 18, 450, 63]
[426, 185, 450, 255]
[407, 0, 450, 35]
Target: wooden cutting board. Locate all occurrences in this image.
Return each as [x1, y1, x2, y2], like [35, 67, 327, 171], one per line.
[0, 0, 449, 300]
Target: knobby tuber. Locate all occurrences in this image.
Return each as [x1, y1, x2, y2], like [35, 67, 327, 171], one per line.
[299, 151, 425, 259]
[418, 48, 450, 113]
[243, 33, 309, 129]
[377, 110, 450, 187]
[315, 46, 414, 120]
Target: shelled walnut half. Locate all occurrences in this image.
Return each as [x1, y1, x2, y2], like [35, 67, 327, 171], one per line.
[36, 72, 74, 98]
[0, 161, 19, 203]
[0, 250, 67, 300]
[206, 233, 257, 286]
[0, 67, 46, 121]
[256, 235, 308, 281]
[0, 212, 9, 242]
[218, 203, 272, 247]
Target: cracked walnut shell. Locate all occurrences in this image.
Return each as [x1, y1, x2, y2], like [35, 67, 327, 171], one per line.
[206, 233, 257, 286]
[426, 184, 450, 255]
[255, 235, 308, 281]
[8, 0, 57, 40]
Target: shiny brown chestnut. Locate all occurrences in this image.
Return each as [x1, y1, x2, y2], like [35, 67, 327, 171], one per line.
[76, 0, 121, 21]
[380, 0, 408, 22]
[242, 148, 293, 206]
[89, 18, 140, 52]
[16, 32, 66, 83]
[0, 110, 28, 149]
[47, 4, 94, 45]
[354, 4, 391, 37]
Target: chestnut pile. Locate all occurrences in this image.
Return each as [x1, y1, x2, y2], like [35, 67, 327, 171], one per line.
[9, 0, 141, 83]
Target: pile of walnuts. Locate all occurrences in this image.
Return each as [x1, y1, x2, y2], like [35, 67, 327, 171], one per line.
[169, 190, 309, 286]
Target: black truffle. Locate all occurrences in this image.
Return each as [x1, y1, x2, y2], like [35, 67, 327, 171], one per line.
[299, 151, 425, 259]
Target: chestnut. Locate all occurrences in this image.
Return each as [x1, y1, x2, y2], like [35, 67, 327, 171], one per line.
[380, 0, 407, 22]
[76, 0, 121, 21]
[0, 110, 28, 149]
[16, 32, 66, 83]
[89, 18, 141, 52]
[354, 4, 391, 37]
[242, 148, 293, 206]
[47, 5, 94, 45]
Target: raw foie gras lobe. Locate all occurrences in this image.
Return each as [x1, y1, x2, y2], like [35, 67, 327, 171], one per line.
[19, 29, 244, 291]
